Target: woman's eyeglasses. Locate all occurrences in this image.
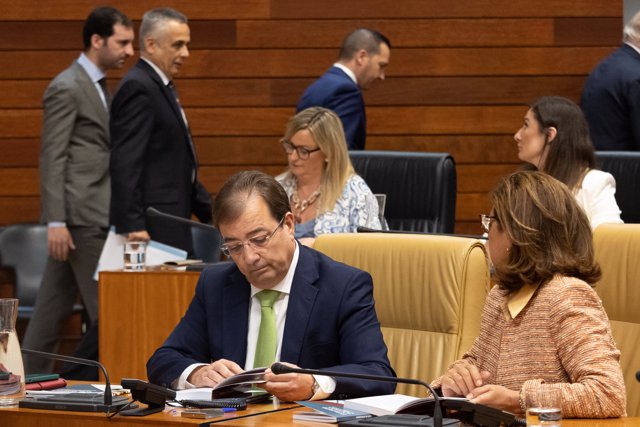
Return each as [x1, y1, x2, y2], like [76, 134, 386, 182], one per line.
[480, 214, 498, 233]
[281, 139, 321, 160]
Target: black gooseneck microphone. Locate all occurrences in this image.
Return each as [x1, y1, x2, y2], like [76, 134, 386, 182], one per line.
[146, 206, 218, 232]
[270, 362, 445, 427]
[21, 348, 113, 406]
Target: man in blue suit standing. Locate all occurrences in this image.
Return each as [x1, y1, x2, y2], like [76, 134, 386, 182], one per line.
[147, 171, 395, 401]
[580, 11, 640, 151]
[297, 29, 391, 150]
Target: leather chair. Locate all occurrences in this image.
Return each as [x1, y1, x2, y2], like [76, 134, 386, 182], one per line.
[314, 232, 489, 396]
[0, 224, 49, 319]
[596, 151, 640, 223]
[593, 224, 640, 416]
[349, 151, 457, 233]
[191, 226, 222, 263]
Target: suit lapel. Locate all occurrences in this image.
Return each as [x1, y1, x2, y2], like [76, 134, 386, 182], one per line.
[72, 61, 109, 129]
[280, 246, 320, 364]
[137, 60, 197, 162]
[222, 269, 251, 363]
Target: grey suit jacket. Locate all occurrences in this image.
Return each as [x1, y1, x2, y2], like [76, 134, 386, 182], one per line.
[40, 60, 110, 227]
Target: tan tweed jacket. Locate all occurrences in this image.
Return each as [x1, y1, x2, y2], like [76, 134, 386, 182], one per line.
[433, 275, 626, 418]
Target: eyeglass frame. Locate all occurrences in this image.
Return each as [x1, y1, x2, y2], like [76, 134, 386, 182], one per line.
[280, 138, 321, 160]
[480, 214, 498, 234]
[220, 217, 286, 257]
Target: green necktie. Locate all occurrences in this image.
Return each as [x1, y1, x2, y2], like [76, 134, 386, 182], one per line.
[253, 290, 280, 368]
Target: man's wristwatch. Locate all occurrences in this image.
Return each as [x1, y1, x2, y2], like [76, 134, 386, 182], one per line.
[311, 377, 321, 397]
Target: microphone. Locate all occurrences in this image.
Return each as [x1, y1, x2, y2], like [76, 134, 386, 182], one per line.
[271, 362, 445, 427]
[146, 206, 218, 232]
[21, 348, 113, 407]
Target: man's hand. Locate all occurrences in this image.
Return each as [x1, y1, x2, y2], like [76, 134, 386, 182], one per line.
[127, 230, 150, 242]
[262, 362, 315, 402]
[440, 362, 490, 397]
[467, 384, 521, 414]
[48, 226, 75, 261]
[187, 359, 244, 388]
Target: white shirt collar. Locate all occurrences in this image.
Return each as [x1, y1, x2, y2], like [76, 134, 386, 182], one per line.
[626, 42, 640, 56]
[333, 62, 357, 85]
[77, 53, 105, 83]
[249, 241, 299, 298]
[141, 57, 171, 86]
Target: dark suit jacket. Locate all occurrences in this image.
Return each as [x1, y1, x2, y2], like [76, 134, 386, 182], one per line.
[297, 66, 366, 150]
[147, 244, 396, 399]
[110, 59, 212, 253]
[40, 61, 110, 227]
[580, 44, 640, 151]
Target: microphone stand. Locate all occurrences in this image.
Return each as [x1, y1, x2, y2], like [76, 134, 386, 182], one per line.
[146, 206, 219, 232]
[271, 363, 444, 427]
[21, 348, 113, 406]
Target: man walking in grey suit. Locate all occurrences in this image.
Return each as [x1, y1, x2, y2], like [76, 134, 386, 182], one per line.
[22, 6, 134, 373]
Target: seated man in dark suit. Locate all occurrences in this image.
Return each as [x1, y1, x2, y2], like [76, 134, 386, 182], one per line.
[147, 171, 395, 401]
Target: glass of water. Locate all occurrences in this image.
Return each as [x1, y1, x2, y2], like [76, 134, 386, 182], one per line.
[123, 241, 147, 271]
[526, 387, 562, 427]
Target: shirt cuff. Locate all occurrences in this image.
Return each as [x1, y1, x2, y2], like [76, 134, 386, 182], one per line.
[172, 363, 208, 390]
[309, 374, 336, 400]
[48, 222, 66, 228]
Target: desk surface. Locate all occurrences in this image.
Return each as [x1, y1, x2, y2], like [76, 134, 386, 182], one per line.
[2, 402, 640, 427]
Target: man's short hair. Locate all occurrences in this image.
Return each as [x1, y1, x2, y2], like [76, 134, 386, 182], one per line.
[212, 171, 291, 228]
[338, 28, 391, 60]
[139, 7, 188, 52]
[82, 6, 132, 50]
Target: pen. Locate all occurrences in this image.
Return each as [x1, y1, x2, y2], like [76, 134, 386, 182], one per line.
[221, 408, 237, 413]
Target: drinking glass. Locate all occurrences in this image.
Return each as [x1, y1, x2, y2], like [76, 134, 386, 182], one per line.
[123, 241, 147, 271]
[526, 387, 562, 427]
[0, 298, 25, 406]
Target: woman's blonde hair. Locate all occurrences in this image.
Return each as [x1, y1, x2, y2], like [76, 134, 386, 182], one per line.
[281, 107, 354, 213]
[490, 170, 601, 292]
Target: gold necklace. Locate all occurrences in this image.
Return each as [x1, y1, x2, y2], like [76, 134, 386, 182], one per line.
[291, 189, 321, 223]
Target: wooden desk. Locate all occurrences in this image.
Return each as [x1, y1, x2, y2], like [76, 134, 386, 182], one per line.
[0, 400, 299, 427]
[99, 268, 200, 382]
[2, 402, 639, 427]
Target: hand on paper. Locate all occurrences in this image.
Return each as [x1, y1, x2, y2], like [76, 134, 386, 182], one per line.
[48, 226, 75, 261]
[187, 359, 244, 387]
[262, 362, 315, 402]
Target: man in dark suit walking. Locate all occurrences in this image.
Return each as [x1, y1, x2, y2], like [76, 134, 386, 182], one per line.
[110, 8, 212, 254]
[581, 11, 640, 151]
[23, 7, 134, 373]
[297, 29, 391, 150]
[147, 171, 395, 401]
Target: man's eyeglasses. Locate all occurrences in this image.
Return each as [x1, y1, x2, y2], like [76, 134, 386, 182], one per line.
[220, 217, 285, 257]
[480, 214, 498, 234]
[281, 139, 321, 160]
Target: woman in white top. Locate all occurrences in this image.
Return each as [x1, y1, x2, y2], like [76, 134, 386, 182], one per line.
[513, 96, 623, 229]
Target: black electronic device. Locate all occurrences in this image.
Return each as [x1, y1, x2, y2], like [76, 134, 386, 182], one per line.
[19, 348, 127, 413]
[19, 393, 131, 413]
[179, 398, 247, 410]
[0, 371, 10, 381]
[120, 378, 176, 416]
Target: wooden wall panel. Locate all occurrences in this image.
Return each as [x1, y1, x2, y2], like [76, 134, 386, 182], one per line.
[271, 0, 620, 19]
[0, 1, 623, 232]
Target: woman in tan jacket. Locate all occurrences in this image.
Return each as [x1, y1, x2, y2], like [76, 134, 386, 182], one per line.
[433, 171, 626, 418]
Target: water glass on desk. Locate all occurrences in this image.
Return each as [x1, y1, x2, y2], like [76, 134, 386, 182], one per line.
[123, 241, 147, 271]
[526, 387, 562, 427]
